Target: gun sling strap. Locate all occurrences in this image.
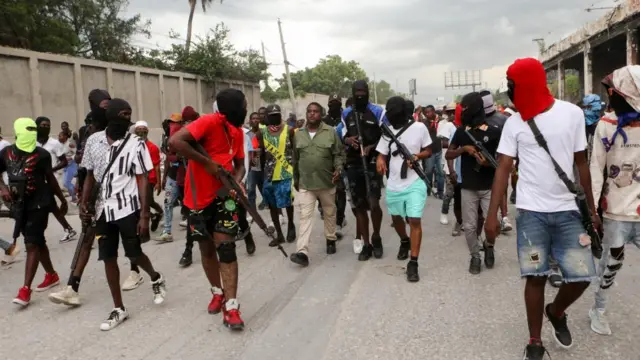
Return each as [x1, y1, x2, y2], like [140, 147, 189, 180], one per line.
[386, 120, 414, 179]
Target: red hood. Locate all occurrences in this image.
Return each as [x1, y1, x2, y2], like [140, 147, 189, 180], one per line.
[506, 58, 554, 121]
[454, 104, 462, 127]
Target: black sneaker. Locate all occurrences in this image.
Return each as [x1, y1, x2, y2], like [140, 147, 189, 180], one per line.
[336, 231, 343, 240]
[286, 225, 296, 243]
[258, 202, 266, 210]
[483, 243, 495, 269]
[371, 234, 383, 259]
[269, 234, 285, 247]
[510, 191, 516, 204]
[179, 251, 192, 267]
[245, 233, 256, 255]
[406, 260, 419, 282]
[397, 239, 410, 260]
[544, 304, 573, 349]
[326, 240, 337, 254]
[358, 244, 373, 261]
[469, 257, 482, 275]
[150, 213, 162, 232]
[290, 252, 309, 267]
[548, 273, 562, 288]
[523, 342, 548, 360]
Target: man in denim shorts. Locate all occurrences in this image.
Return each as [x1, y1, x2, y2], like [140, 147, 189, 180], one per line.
[485, 58, 599, 360]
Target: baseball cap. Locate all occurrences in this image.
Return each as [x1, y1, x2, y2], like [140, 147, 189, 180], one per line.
[328, 94, 341, 104]
[169, 113, 182, 122]
[266, 104, 281, 115]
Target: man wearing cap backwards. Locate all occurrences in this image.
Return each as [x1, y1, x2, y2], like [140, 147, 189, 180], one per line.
[336, 80, 386, 261]
[257, 104, 297, 246]
[3, 117, 67, 307]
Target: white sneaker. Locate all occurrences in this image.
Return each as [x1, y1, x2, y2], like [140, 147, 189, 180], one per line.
[155, 232, 173, 242]
[589, 307, 612, 335]
[179, 219, 188, 228]
[247, 215, 253, 224]
[151, 273, 167, 305]
[1, 244, 20, 265]
[353, 238, 364, 254]
[100, 307, 129, 331]
[501, 217, 513, 232]
[60, 229, 78, 243]
[48, 285, 80, 306]
[122, 271, 144, 291]
[440, 214, 449, 225]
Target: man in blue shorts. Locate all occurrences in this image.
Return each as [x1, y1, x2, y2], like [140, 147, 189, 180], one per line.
[376, 97, 432, 282]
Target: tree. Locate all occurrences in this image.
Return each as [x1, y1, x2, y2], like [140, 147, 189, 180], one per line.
[548, 73, 581, 103]
[370, 80, 405, 104]
[185, 0, 222, 53]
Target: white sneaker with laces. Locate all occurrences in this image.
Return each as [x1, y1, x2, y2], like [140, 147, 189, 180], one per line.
[60, 229, 78, 243]
[589, 307, 612, 335]
[151, 273, 167, 305]
[122, 271, 144, 291]
[501, 217, 513, 232]
[353, 238, 364, 254]
[100, 307, 129, 331]
[440, 214, 449, 225]
[155, 232, 173, 242]
[48, 285, 80, 306]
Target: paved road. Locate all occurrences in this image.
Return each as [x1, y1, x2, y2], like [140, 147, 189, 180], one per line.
[1, 196, 640, 360]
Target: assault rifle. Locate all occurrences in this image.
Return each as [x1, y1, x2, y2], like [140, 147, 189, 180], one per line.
[464, 128, 499, 169]
[380, 123, 428, 183]
[70, 185, 98, 271]
[352, 111, 374, 206]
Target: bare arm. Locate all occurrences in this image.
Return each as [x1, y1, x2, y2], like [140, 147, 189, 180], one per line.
[486, 154, 514, 222]
[136, 174, 150, 218]
[575, 150, 597, 214]
[52, 155, 68, 172]
[445, 143, 466, 160]
[168, 127, 217, 168]
[46, 169, 66, 204]
[80, 171, 96, 208]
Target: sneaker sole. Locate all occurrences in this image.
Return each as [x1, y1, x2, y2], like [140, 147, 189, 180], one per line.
[100, 316, 128, 331]
[34, 280, 60, 292]
[49, 295, 80, 306]
[224, 321, 245, 331]
[544, 306, 574, 349]
[122, 279, 144, 291]
[12, 299, 29, 306]
[589, 309, 612, 336]
[154, 239, 174, 243]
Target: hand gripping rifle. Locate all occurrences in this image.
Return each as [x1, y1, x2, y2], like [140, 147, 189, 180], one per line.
[70, 185, 99, 271]
[380, 123, 428, 183]
[464, 128, 499, 169]
[353, 111, 374, 206]
[189, 142, 288, 258]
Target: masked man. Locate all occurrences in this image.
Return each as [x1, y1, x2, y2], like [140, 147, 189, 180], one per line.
[376, 97, 432, 282]
[485, 58, 597, 360]
[5, 118, 67, 307]
[336, 81, 386, 261]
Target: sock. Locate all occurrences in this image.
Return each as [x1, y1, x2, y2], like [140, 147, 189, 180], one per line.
[68, 276, 81, 292]
[410, 256, 418, 262]
[211, 286, 223, 295]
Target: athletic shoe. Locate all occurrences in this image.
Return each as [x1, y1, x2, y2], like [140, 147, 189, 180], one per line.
[247, 215, 253, 224]
[548, 272, 562, 288]
[440, 214, 449, 225]
[223, 299, 245, 331]
[358, 244, 373, 261]
[469, 257, 482, 275]
[122, 270, 144, 291]
[1, 244, 20, 265]
[483, 243, 495, 269]
[352, 238, 364, 254]
[544, 303, 573, 349]
[371, 234, 383, 259]
[179, 251, 192, 267]
[245, 233, 256, 255]
[100, 307, 128, 331]
[290, 252, 309, 267]
[155, 232, 173, 243]
[326, 240, 336, 255]
[286, 225, 296, 243]
[501, 217, 513, 232]
[48, 285, 80, 306]
[151, 273, 167, 305]
[150, 213, 163, 232]
[35, 272, 60, 292]
[208, 288, 225, 314]
[12, 286, 31, 306]
[179, 219, 188, 228]
[60, 229, 78, 243]
[523, 342, 548, 360]
[452, 222, 462, 237]
[589, 307, 612, 335]
[406, 260, 419, 282]
[258, 202, 266, 210]
[268, 234, 285, 247]
[397, 239, 410, 260]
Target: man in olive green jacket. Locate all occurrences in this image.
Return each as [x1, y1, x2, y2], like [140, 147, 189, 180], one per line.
[290, 102, 345, 266]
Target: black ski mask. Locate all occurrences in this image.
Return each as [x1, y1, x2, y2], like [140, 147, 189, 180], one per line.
[460, 92, 486, 127]
[264, 114, 282, 126]
[35, 116, 51, 138]
[386, 96, 408, 130]
[405, 100, 415, 120]
[88, 89, 111, 131]
[328, 102, 342, 118]
[216, 88, 247, 128]
[352, 80, 369, 111]
[105, 98, 132, 140]
[507, 79, 516, 104]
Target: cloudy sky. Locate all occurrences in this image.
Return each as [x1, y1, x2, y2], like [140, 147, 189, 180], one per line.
[127, 0, 617, 105]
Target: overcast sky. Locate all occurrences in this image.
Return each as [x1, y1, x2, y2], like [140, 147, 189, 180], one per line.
[127, 0, 616, 105]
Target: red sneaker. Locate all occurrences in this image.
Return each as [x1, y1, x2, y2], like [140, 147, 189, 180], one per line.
[12, 286, 31, 306]
[35, 272, 60, 292]
[223, 305, 245, 330]
[208, 293, 225, 314]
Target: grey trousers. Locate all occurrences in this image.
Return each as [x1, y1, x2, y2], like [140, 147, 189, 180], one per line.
[461, 189, 491, 258]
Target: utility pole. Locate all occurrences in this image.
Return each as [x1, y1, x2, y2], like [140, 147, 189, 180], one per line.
[372, 73, 378, 104]
[277, 18, 296, 115]
[261, 41, 268, 82]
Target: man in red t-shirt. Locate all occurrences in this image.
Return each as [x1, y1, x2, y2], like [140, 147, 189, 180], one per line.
[133, 121, 164, 232]
[169, 89, 248, 331]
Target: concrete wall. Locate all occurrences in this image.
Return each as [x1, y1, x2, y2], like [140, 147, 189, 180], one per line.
[0, 46, 261, 138]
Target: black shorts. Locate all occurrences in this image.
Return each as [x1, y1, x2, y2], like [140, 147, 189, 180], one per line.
[187, 196, 239, 242]
[22, 209, 49, 247]
[95, 212, 143, 261]
[346, 163, 382, 210]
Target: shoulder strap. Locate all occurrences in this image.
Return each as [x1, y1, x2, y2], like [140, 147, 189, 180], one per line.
[526, 120, 579, 194]
[388, 120, 414, 154]
[100, 134, 131, 184]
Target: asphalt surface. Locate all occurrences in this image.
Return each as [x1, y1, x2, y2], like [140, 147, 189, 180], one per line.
[1, 193, 640, 360]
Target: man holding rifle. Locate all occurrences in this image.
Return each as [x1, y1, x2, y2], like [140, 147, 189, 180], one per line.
[445, 92, 501, 275]
[336, 80, 386, 261]
[376, 97, 432, 282]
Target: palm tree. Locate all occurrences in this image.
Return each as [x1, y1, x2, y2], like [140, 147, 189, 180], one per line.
[185, 0, 222, 53]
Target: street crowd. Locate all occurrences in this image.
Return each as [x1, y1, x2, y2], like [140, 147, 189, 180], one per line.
[2, 57, 640, 360]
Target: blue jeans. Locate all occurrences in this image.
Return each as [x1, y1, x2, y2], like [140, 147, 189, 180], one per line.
[423, 151, 444, 195]
[63, 161, 78, 200]
[246, 170, 264, 210]
[163, 178, 181, 234]
[516, 209, 596, 282]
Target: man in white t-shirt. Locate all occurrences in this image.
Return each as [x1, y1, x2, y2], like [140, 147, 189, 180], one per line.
[35, 117, 77, 243]
[376, 97, 432, 283]
[484, 58, 598, 359]
[437, 113, 457, 225]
